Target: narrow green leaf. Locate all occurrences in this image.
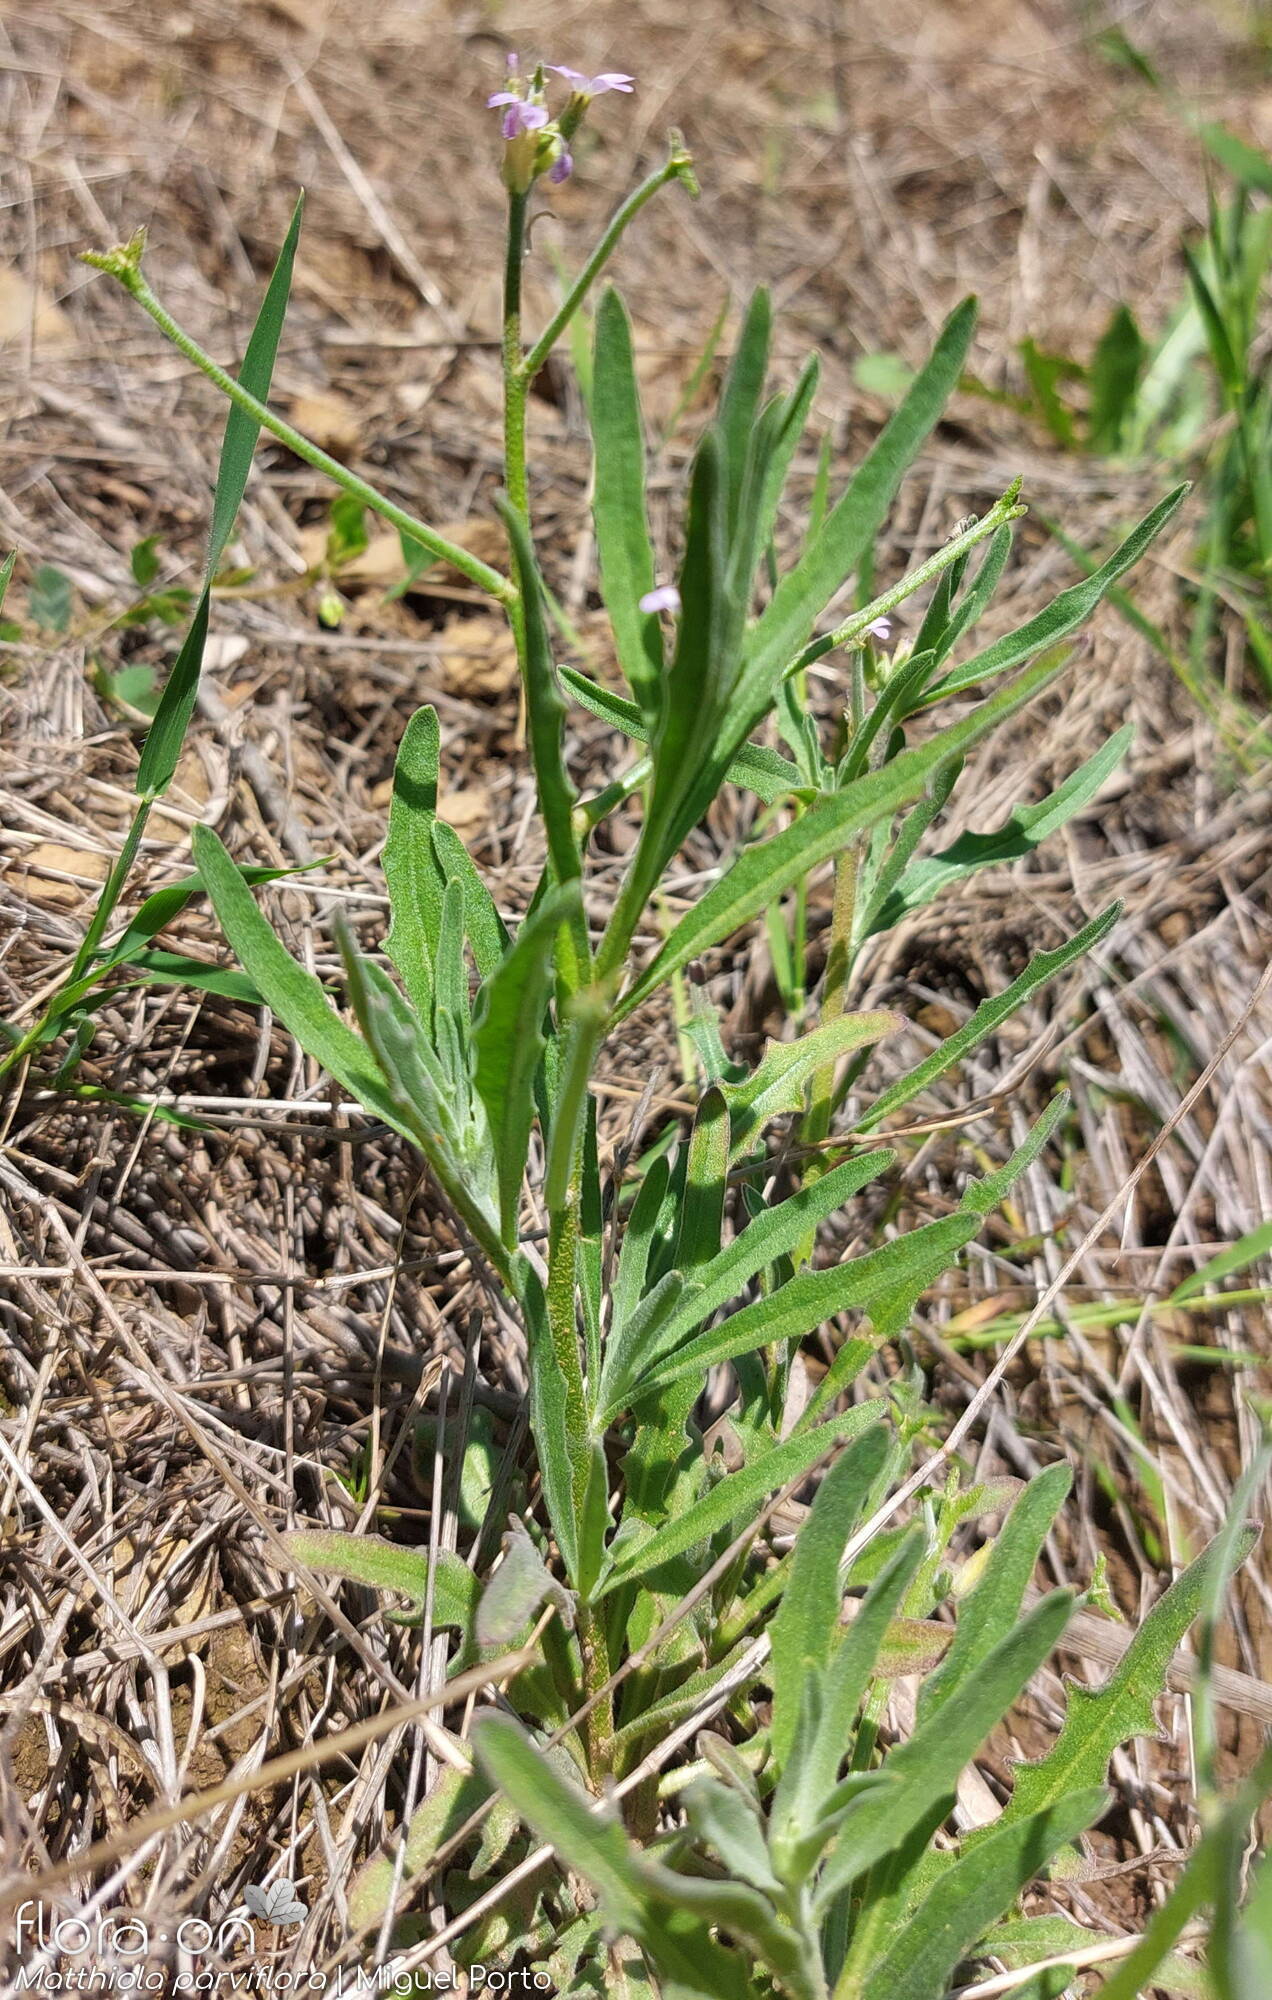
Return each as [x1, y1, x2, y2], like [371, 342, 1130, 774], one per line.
[561, 665, 802, 803]
[769, 1425, 891, 1766]
[1199, 123, 1272, 195]
[615, 651, 1069, 1022]
[723, 1012, 900, 1157]
[383, 704, 441, 1014]
[803, 1530, 926, 1804]
[633, 1213, 978, 1412]
[1169, 1218, 1272, 1302]
[191, 823, 412, 1139]
[997, 1530, 1257, 1834]
[926, 486, 1188, 702]
[869, 730, 1131, 933]
[137, 196, 303, 798]
[858, 904, 1120, 1132]
[859, 1789, 1109, 2000]
[919, 1463, 1072, 1724]
[280, 1528, 477, 1631]
[473, 883, 580, 1247]
[815, 1595, 1077, 1914]
[497, 501, 583, 908]
[591, 288, 663, 717]
[745, 298, 977, 694]
[0, 550, 15, 616]
[597, 1402, 886, 1594]
[612, 1152, 672, 1336]
[29, 563, 73, 634]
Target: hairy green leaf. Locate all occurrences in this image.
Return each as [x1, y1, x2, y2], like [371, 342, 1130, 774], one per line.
[591, 288, 663, 718]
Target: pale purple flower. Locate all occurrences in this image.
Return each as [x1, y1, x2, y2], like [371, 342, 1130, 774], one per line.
[488, 93, 549, 140]
[547, 65, 635, 96]
[866, 617, 892, 642]
[549, 147, 574, 184]
[640, 584, 680, 615]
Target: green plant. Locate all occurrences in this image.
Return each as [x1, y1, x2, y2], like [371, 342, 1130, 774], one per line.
[68, 55, 1250, 1994]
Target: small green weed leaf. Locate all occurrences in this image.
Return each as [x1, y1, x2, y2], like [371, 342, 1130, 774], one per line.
[591, 287, 662, 718]
[473, 883, 580, 1247]
[682, 1776, 780, 1896]
[858, 904, 1120, 1132]
[1019, 338, 1080, 449]
[927, 485, 1188, 702]
[998, 1529, 1257, 1834]
[616, 651, 1068, 1021]
[859, 1788, 1109, 2000]
[137, 195, 303, 799]
[598, 1401, 886, 1595]
[348, 1761, 490, 1931]
[918, 1462, 1072, 1723]
[30, 564, 73, 634]
[852, 350, 916, 401]
[769, 1425, 891, 1766]
[326, 492, 368, 567]
[129, 535, 161, 588]
[279, 1528, 477, 1631]
[96, 661, 161, 718]
[0, 550, 15, 616]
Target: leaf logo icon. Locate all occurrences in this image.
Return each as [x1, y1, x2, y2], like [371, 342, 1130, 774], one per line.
[243, 1881, 308, 1927]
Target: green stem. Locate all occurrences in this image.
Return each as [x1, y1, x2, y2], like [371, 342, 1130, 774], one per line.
[787, 487, 1026, 682]
[520, 154, 692, 385]
[109, 270, 515, 606]
[503, 191, 531, 527]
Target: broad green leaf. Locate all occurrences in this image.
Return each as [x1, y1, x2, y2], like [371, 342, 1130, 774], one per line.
[722, 1011, 900, 1157]
[614, 650, 1069, 1022]
[191, 823, 412, 1139]
[561, 665, 802, 803]
[477, 1518, 575, 1647]
[997, 1530, 1256, 1835]
[925, 485, 1188, 702]
[591, 288, 663, 717]
[682, 1776, 781, 1896]
[858, 904, 1120, 1132]
[744, 298, 977, 697]
[138, 196, 303, 798]
[633, 1213, 978, 1413]
[918, 1463, 1072, 1723]
[813, 1591, 1075, 1909]
[597, 1401, 886, 1595]
[859, 1789, 1109, 2000]
[869, 730, 1132, 933]
[769, 1425, 891, 1766]
[130, 534, 161, 588]
[473, 883, 580, 1246]
[280, 1528, 477, 1630]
